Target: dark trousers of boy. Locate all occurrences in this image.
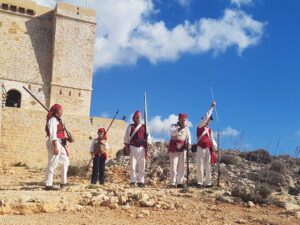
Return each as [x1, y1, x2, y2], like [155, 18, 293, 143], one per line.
[91, 154, 106, 184]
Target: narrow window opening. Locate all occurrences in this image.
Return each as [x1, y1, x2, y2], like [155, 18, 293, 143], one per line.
[2, 4, 8, 10]
[5, 89, 21, 108]
[10, 5, 17, 12]
[19, 7, 25, 14]
[27, 9, 34, 15]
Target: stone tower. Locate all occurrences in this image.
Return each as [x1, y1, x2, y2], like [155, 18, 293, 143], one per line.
[0, 1, 125, 168]
[0, 0, 96, 116]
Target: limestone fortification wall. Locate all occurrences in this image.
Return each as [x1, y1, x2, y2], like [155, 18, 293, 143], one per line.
[0, 1, 125, 168]
[50, 2, 96, 116]
[0, 0, 97, 116]
[0, 0, 53, 110]
[0, 107, 126, 168]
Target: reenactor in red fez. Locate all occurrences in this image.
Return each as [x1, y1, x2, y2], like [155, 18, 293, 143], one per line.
[195, 102, 218, 188]
[168, 113, 191, 188]
[124, 111, 152, 187]
[45, 104, 70, 190]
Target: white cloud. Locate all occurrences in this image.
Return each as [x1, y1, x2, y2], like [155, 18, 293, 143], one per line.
[176, 0, 191, 7]
[36, 0, 265, 69]
[230, 0, 253, 7]
[101, 112, 110, 118]
[35, 0, 56, 7]
[151, 137, 166, 143]
[148, 114, 193, 136]
[220, 126, 240, 137]
[125, 113, 193, 137]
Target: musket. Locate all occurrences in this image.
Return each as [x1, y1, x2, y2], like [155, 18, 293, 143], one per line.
[144, 92, 149, 157]
[210, 87, 219, 122]
[186, 135, 190, 188]
[210, 87, 221, 187]
[22, 86, 74, 142]
[85, 110, 119, 171]
[217, 129, 221, 187]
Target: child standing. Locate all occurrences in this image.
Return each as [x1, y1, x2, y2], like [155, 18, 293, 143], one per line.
[90, 128, 109, 185]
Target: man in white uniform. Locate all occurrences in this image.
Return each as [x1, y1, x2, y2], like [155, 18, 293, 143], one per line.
[168, 113, 191, 188]
[45, 104, 71, 190]
[196, 102, 218, 188]
[124, 111, 152, 187]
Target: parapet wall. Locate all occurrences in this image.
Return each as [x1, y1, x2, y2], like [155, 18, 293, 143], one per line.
[0, 107, 126, 168]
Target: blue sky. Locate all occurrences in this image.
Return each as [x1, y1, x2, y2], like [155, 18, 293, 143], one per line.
[39, 0, 300, 156]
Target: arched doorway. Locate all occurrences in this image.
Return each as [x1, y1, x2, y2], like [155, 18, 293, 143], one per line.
[5, 89, 21, 108]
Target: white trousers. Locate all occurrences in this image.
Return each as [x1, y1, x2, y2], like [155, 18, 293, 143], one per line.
[129, 145, 145, 183]
[169, 151, 186, 185]
[196, 146, 211, 185]
[45, 140, 69, 186]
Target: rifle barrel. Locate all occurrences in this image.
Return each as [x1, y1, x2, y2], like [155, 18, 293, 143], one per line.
[23, 86, 49, 112]
[106, 110, 119, 133]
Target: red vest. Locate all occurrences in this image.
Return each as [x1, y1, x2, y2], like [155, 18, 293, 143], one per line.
[197, 126, 217, 164]
[46, 117, 66, 139]
[129, 124, 146, 147]
[197, 126, 212, 149]
[168, 124, 189, 153]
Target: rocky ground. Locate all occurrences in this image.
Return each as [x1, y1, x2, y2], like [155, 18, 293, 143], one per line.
[0, 144, 299, 225]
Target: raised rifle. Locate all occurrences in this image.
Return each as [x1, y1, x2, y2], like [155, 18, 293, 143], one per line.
[144, 92, 149, 158]
[217, 129, 221, 187]
[186, 135, 190, 188]
[22, 86, 74, 142]
[85, 110, 119, 171]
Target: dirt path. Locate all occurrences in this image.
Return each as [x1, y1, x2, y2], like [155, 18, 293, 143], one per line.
[0, 166, 299, 225]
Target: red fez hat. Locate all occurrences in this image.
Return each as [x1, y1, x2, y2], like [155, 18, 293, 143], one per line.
[98, 128, 107, 139]
[98, 128, 106, 133]
[46, 104, 62, 121]
[133, 110, 142, 120]
[178, 113, 187, 119]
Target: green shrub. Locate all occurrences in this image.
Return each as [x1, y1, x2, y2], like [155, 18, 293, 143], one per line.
[241, 149, 272, 164]
[259, 170, 285, 186]
[12, 162, 28, 168]
[270, 161, 286, 175]
[68, 165, 88, 177]
[231, 183, 272, 204]
[220, 154, 239, 165]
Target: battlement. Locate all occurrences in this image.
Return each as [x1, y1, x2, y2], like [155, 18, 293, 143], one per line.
[55, 2, 96, 24]
[0, 0, 97, 117]
[0, 0, 54, 16]
[0, 1, 96, 22]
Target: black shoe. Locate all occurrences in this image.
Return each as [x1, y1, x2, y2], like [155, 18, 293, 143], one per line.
[204, 184, 213, 188]
[45, 186, 59, 191]
[138, 183, 145, 188]
[177, 184, 184, 188]
[196, 184, 204, 188]
[60, 183, 68, 189]
[130, 182, 136, 187]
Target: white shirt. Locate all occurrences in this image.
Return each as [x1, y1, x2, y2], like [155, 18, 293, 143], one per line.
[124, 123, 152, 145]
[197, 106, 218, 151]
[170, 123, 192, 144]
[47, 117, 59, 142]
[90, 139, 110, 153]
[198, 106, 214, 128]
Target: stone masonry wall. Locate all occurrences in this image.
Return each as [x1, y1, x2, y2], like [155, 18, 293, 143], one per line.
[0, 81, 2, 167]
[0, 107, 126, 168]
[50, 2, 97, 116]
[0, 7, 53, 108]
